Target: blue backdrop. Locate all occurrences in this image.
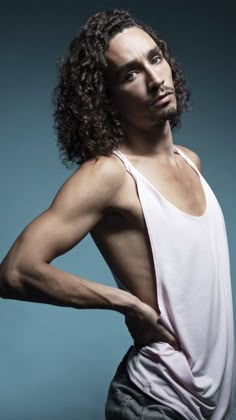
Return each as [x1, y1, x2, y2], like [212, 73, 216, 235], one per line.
[1, 1, 235, 419]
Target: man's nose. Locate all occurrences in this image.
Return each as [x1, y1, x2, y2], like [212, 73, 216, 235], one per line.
[146, 67, 164, 91]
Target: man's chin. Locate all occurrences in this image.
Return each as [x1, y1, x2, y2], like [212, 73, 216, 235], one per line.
[151, 106, 177, 125]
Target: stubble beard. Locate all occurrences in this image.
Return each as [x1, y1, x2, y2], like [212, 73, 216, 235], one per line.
[151, 102, 178, 127]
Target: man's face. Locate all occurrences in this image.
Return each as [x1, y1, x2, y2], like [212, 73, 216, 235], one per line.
[105, 26, 177, 130]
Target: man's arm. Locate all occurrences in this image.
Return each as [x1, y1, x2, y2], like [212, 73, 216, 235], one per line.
[0, 155, 181, 351]
[0, 156, 138, 315]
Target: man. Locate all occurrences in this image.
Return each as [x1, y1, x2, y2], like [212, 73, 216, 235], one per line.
[0, 9, 235, 420]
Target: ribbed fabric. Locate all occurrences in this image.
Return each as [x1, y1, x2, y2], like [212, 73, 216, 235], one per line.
[112, 146, 236, 419]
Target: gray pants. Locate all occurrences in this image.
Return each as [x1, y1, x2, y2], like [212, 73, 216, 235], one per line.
[105, 346, 186, 420]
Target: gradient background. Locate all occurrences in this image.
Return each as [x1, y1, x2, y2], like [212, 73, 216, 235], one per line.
[1, 1, 235, 419]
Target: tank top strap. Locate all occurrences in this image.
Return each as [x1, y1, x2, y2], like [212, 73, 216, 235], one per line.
[112, 149, 134, 176]
[113, 146, 202, 181]
[174, 145, 201, 178]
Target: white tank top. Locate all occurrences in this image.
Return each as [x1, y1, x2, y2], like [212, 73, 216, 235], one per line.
[112, 146, 236, 420]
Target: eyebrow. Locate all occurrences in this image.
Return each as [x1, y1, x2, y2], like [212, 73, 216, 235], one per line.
[115, 46, 162, 77]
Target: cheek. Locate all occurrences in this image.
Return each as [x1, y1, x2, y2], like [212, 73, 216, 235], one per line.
[119, 83, 146, 106]
[165, 63, 174, 82]
[112, 89, 139, 111]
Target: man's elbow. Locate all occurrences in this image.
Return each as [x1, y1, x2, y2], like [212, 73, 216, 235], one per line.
[0, 262, 22, 298]
[0, 259, 38, 299]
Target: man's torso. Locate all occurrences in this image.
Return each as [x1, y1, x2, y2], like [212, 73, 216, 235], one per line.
[90, 145, 205, 313]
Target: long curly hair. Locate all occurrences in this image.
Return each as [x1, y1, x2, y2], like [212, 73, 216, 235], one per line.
[52, 9, 191, 167]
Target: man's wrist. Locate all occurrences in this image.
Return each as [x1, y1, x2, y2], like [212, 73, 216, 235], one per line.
[114, 289, 141, 317]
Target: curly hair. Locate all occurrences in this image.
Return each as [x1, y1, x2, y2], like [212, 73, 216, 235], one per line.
[52, 9, 191, 167]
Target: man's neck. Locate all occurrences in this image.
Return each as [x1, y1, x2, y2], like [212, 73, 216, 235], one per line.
[119, 121, 175, 159]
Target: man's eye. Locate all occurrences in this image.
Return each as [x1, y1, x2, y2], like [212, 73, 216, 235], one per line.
[151, 55, 162, 64]
[125, 71, 138, 81]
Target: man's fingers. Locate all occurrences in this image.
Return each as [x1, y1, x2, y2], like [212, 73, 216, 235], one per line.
[155, 323, 181, 351]
[125, 311, 181, 351]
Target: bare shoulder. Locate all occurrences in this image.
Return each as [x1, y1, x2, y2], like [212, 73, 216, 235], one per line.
[75, 153, 126, 194]
[52, 153, 126, 211]
[175, 144, 203, 174]
[79, 153, 125, 183]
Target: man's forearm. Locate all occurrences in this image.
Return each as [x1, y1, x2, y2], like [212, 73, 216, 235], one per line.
[0, 262, 139, 316]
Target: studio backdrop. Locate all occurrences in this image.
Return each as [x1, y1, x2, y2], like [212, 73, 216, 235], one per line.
[0, 1, 235, 419]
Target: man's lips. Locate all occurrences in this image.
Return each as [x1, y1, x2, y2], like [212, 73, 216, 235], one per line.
[149, 92, 173, 106]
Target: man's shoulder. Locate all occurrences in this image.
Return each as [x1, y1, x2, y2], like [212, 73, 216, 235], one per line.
[74, 153, 126, 192]
[175, 144, 202, 174]
[52, 154, 127, 215]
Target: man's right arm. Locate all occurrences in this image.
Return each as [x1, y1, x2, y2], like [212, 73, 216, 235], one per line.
[0, 156, 139, 316]
[0, 155, 181, 350]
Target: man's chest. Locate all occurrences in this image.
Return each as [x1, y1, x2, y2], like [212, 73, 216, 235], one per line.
[109, 155, 206, 221]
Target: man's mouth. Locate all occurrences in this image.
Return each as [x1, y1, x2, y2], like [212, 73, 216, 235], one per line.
[150, 92, 173, 107]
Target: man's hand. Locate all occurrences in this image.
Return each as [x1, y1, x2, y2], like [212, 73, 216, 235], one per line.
[125, 301, 181, 351]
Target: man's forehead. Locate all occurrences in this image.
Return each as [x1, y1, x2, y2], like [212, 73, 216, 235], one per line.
[105, 26, 159, 67]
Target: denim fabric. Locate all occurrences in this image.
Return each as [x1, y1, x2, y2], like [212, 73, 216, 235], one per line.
[105, 347, 186, 420]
